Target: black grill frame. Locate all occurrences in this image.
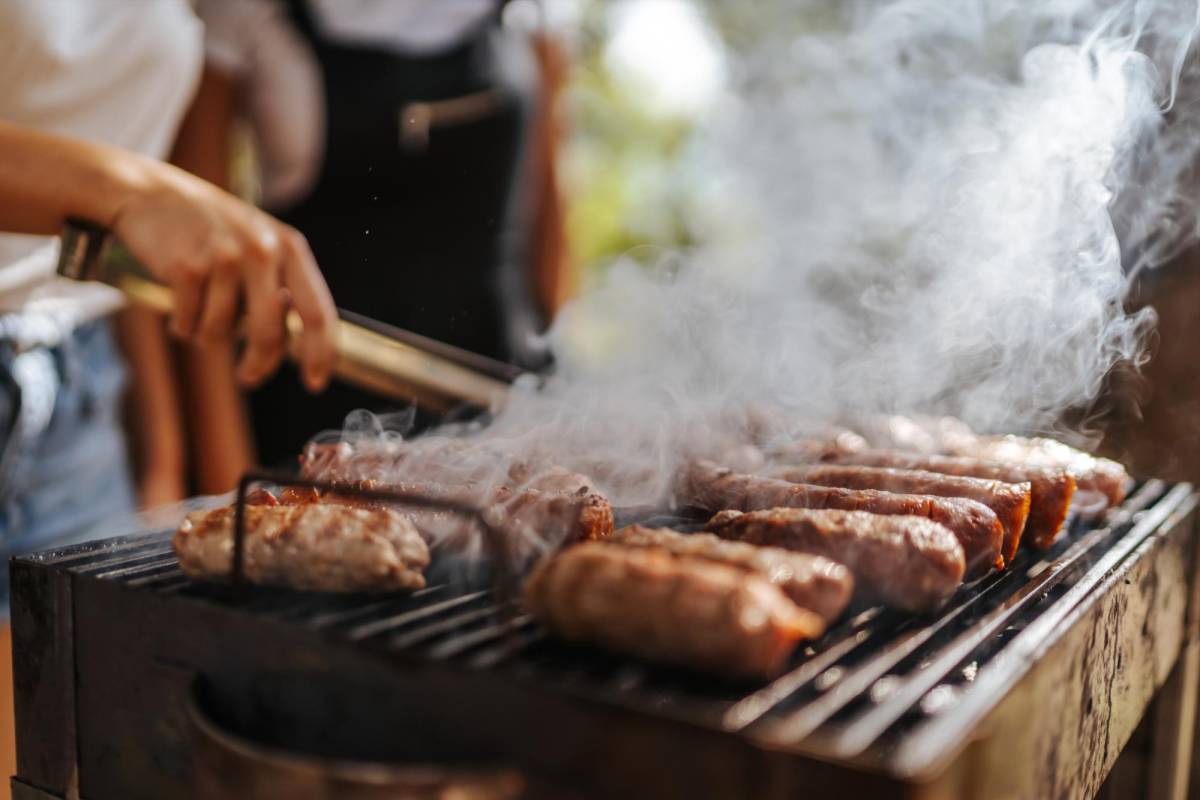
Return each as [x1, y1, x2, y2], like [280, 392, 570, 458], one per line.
[10, 478, 1199, 799]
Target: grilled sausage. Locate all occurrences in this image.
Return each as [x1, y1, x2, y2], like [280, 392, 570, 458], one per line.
[523, 542, 824, 680]
[302, 440, 614, 548]
[765, 464, 1031, 566]
[680, 462, 1001, 576]
[612, 525, 854, 622]
[822, 450, 1076, 549]
[953, 435, 1128, 508]
[317, 476, 614, 551]
[705, 508, 965, 612]
[839, 415, 1125, 509]
[174, 503, 429, 593]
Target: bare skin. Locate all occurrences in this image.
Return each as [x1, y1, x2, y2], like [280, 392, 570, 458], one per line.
[0, 119, 338, 391]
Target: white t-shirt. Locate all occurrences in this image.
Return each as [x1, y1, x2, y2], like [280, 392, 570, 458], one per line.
[0, 0, 204, 328]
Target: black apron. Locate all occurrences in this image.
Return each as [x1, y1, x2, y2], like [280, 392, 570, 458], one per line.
[251, 0, 534, 465]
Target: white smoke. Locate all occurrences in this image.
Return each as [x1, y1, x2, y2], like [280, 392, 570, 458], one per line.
[347, 1, 1200, 507]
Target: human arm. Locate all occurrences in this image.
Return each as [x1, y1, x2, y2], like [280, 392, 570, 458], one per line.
[0, 119, 337, 390]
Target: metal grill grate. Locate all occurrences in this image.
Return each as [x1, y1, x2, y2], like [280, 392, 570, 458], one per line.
[38, 477, 1184, 771]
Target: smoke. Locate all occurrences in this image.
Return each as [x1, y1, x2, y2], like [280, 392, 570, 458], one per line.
[343, 1, 1200, 507]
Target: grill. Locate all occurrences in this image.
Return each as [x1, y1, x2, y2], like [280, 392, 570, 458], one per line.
[10, 478, 1200, 800]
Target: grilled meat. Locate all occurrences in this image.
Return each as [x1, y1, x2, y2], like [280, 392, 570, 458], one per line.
[705, 508, 965, 612]
[485, 484, 615, 545]
[301, 439, 533, 488]
[301, 442, 613, 547]
[680, 462, 1001, 576]
[612, 525, 854, 622]
[821, 450, 1075, 549]
[953, 435, 1128, 508]
[765, 464, 1031, 566]
[841, 415, 1127, 509]
[523, 542, 824, 679]
[173, 503, 429, 593]
[320, 478, 613, 550]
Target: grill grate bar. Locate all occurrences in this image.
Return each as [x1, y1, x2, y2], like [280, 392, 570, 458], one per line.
[385, 604, 501, 650]
[825, 480, 1165, 757]
[747, 569, 1009, 742]
[57, 537, 173, 572]
[469, 628, 549, 669]
[91, 554, 179, 581]
[346, 590, 489, 642]
[306, 591, 446, 630]
[425, 613, 534, 661]
[723, 609, 883, 731]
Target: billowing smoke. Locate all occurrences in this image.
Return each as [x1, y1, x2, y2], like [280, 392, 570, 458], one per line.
[341, 1, 1200, 509]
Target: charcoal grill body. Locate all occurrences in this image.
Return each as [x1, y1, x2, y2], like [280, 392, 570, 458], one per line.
[10, 482, 1200, 799]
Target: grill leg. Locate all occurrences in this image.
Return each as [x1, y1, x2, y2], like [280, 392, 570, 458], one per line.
[1147, 638, 1199, 800]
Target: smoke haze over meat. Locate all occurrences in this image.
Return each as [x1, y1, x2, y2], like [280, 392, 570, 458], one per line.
[336, 1, 1200, 510]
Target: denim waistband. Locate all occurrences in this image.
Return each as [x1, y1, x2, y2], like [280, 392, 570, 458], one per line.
[0, 318, 115, 503]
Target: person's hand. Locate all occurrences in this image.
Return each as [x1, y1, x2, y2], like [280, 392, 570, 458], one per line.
[110, 165, 337, 391]
[0, 121, 335, 390]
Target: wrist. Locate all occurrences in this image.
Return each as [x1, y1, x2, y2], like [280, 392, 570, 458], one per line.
[79, 143, 159, 229]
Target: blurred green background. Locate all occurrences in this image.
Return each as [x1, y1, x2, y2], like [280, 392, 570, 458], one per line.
[553, 0, 729, 282]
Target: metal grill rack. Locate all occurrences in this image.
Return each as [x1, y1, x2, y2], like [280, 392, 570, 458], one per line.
[11, 478, 1199, 800]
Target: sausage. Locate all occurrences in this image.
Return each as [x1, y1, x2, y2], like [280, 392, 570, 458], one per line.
[765, 464, 1031, 566]
[822, 450, 1076, 549]
[523, 542, 824, 680]
[704, 508, 965, 612]
[612, 525, 854, 622]
[953, 436, 1128, 508]
[680, 462, 1001, 576]
[321, 477, 614, 549]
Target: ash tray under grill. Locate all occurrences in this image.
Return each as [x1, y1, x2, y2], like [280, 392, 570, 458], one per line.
[187, 673, 526, 800]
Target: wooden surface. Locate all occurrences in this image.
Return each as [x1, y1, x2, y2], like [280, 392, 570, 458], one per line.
[913, 492, 1199, 800]
[1102, 260, 1200, 483]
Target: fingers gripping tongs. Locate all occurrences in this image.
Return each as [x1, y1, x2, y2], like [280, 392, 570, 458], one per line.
[56, 218, 518, 412]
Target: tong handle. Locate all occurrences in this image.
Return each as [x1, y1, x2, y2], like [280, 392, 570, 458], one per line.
[57, 218, 514, 410]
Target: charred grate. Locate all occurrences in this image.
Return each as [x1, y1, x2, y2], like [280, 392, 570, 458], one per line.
[38, 477, 1187, 770]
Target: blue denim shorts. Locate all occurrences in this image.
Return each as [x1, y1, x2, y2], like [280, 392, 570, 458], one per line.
[0, 319, 136, 612]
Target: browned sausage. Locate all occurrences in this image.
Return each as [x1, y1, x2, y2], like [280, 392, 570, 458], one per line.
[612, 525, 854, 622]
[522, 542, 824, 680]
[680, 462, 1001, 576]
[705, 508, 965, 612]
[951, 436, 1127, 508]
[765, 464, 1031, 566]
[822, 450, 1076, 549]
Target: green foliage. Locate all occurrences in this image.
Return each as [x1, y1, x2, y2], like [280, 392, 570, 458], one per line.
[561, 1, 707, 278]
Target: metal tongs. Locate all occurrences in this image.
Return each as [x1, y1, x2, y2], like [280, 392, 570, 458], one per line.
[57, 218, 520, 412]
